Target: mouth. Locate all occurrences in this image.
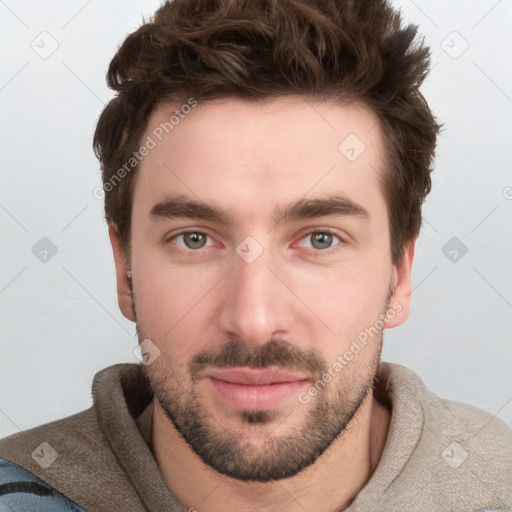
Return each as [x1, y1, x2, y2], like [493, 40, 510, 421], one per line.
[202, 367, 311, 411]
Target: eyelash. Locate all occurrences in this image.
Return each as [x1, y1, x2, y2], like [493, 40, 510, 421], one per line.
[166, 229, 344, 256]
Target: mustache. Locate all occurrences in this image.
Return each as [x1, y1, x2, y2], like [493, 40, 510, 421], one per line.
[189, 338, 326, 381]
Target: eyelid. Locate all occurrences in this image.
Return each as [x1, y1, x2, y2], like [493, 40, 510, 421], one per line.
[298, 227, 343, 239]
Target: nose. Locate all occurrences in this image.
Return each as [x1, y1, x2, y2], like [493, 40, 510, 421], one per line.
[217, 241, 294, 346]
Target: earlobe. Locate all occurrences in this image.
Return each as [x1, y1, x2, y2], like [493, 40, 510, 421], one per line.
[385, 240, 415, 329]
[108, 222, 136, 322]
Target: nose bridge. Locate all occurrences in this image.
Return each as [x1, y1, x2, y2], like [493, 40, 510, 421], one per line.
[218, 240, 290, 345]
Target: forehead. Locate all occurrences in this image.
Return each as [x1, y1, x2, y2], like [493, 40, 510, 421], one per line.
[132, 96, 388, 226]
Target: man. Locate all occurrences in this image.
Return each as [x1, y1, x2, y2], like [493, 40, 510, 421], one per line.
[1, 0, 511, 510]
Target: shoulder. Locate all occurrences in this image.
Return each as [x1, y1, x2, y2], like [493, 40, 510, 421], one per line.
[417, 379, 512, 465]
[384, 362, 512, 450]
[438, 395, 512, 443]
[422, 396, 512, 508]
[382, 363, 512, 508]
[0, 364, 152, 511]
[0, 363, 141, 472]
[0, 458, 85, 511]
[432, 395, 512, 479]
[0, 407, 132, 511]
[0, 407, 111, 469]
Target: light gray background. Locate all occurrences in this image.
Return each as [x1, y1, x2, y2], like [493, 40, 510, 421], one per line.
[1, 0, 511, 438]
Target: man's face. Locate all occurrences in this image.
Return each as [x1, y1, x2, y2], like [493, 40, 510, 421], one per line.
[111, 96, 412, 482]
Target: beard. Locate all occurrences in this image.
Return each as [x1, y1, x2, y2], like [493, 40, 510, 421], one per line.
[137, 323, 384, 483]
[128, 264, 392, 483]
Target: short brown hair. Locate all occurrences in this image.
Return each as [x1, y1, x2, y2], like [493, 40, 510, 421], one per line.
[93, 0, 441, 265]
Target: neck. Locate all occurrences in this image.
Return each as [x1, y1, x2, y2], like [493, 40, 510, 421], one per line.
[151, 390, 391, 512]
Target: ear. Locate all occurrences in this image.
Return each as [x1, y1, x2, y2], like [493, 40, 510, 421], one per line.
[108, 222, 136, 322]
[385, 239, 415, 329]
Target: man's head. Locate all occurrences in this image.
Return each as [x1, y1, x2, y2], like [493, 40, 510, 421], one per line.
[94, 0, 440, 267]
[93, 0, 440, 483]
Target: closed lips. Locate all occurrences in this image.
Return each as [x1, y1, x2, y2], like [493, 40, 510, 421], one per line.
[205, 368, 310, 385]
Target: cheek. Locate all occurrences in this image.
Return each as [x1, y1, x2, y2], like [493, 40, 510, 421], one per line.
[294, 259, 390, 319]
[291, 264, 390, 361]
[132, 257, 220, 358]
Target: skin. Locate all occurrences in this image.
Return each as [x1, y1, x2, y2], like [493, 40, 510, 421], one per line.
[109, 96, 415, 511]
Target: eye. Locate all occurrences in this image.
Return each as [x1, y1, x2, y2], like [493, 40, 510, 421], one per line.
[299, 230, 343, 253]
[167, 229, 344, 254]
[170, 231, 214, 250]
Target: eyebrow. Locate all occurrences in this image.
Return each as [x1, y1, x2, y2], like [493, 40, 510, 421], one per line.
[149, 193, 370, 225]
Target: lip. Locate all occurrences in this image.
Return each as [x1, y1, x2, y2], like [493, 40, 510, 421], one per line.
[202, 367, 311, 411]
[205, 367, 310, 385]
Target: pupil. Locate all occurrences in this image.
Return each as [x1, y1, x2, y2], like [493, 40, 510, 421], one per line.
[186, 232, 206, 249]
[312, 232, 332, 249]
